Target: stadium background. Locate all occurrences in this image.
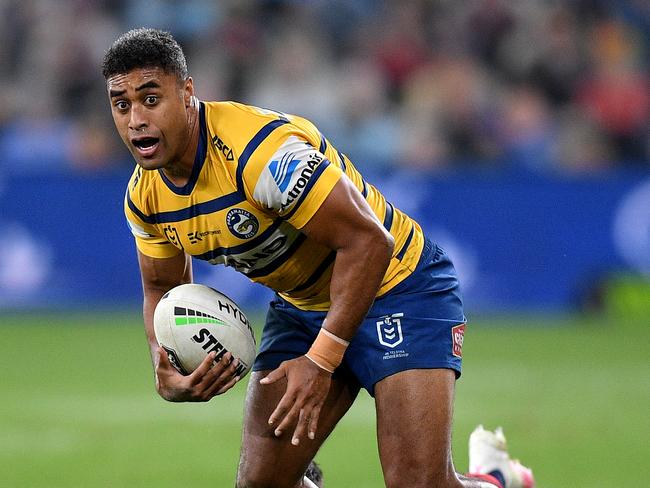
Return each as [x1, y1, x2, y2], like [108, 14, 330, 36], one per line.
[1, 1, 648, 487]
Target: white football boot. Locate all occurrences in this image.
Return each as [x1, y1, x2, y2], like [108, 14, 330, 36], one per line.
[469, 425, 535, 488]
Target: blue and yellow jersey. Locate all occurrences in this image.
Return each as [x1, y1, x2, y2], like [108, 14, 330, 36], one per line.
[124, 101, 424, 311]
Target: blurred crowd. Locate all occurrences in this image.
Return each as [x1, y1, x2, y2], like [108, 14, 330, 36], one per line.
[0, 0, 648, 175]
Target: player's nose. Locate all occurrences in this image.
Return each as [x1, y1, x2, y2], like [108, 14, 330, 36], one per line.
[128, 104, 148, 131]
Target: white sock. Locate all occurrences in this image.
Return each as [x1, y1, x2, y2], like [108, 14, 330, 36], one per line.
[303, 475, 319, 488]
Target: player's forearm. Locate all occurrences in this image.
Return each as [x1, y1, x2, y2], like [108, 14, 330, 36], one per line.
[143, 289, 167, 362]
[137, 251, 193, 363]
[325, 229, 394, 341]
[304, 230, 393, 373]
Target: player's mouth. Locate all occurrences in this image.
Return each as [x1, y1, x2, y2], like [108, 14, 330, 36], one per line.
[131, 136, 160, 158]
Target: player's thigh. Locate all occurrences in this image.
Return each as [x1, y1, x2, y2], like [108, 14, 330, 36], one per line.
[237, 370, 359, 488]
[374, 368, 462, 488]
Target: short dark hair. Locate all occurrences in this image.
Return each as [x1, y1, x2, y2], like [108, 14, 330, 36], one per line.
[102, 28, 188, 81]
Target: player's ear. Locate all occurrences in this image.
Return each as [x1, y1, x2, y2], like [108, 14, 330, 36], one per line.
[182, 77, 194, 107]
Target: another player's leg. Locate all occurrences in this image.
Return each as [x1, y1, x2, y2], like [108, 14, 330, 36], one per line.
[467, 425, 535, 488]
[374, 368, 496, 488]
[236, 370, 359, 488]
[303, 460, 323, 487]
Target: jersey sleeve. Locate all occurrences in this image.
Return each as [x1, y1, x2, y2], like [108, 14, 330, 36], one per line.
[123, 192, 183, 259]
[249, 135, 343, 229]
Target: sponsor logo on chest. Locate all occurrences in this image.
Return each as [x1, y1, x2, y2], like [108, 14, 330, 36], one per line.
[211, 134, 234, 161]
[187, 229, 221, 244]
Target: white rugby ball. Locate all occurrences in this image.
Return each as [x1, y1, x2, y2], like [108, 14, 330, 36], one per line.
[153, 284, 256, 378]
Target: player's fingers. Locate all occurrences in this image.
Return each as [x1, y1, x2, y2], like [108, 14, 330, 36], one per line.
[290, 408, 311, 446]
[259, 364, 286, 385]
[155, 347, 178, 377]
[189, 351, 217, 384]
[156, 346, 169, 367]
[307, 404, 322, 440]
[200, 353, 236, 386]
[203, 359, 239, 396]
[274, 402, 302, 441]
[268, 389, 297, 429]
[214, 375, 240, 396]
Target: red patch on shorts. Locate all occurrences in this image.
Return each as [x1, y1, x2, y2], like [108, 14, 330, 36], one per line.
[451, 323, 465, 358]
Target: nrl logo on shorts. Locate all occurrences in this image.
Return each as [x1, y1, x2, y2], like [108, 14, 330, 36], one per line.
[376, 313, 404, 348]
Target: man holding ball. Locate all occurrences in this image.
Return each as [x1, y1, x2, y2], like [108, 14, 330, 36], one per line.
[103, 28, 534, 488]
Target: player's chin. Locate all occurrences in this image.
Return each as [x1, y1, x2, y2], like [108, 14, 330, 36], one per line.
[130, 151, 166, 170]
[128, 143, 166, 170]
[135, 157, 167, 170]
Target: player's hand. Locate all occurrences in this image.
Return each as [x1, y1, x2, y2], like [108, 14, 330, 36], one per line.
[260, 356, 332, 446]
[154, 346, 240, 402]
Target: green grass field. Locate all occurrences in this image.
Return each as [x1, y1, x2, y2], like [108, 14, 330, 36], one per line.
[1, 312, 647, 487]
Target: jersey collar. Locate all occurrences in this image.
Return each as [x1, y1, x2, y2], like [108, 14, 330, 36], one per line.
[159, 100, 207, 196]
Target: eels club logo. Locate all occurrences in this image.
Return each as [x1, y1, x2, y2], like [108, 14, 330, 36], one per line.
[226, 208, 259, 239]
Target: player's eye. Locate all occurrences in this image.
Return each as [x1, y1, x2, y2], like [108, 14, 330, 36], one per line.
[145, 95, 158, 105]
[115, 100, 129, 111]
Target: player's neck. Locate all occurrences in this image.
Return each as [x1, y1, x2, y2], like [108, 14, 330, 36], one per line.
[161, 97, 200, 186]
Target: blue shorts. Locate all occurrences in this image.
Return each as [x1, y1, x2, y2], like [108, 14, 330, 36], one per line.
[253, 239, 466, 396]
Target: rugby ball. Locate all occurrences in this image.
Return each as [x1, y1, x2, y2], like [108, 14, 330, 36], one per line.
[153, 284, 256, 378]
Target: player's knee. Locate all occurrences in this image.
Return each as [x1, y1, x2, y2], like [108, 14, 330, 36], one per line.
[235, 473, 275, 488]
[236, 465, 300, 488]
[235, 467, 271, 488]
[383, 463, 462, 488]
[235, 477, 303, 488]
[384, 477, 463, 488]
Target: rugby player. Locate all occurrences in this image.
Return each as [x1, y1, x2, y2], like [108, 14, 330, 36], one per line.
[103, 28, 534, 488]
